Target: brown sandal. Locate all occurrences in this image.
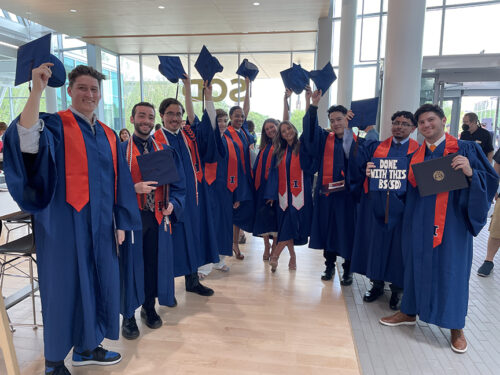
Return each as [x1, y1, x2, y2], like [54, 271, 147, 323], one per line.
[233, 247, 244, 260]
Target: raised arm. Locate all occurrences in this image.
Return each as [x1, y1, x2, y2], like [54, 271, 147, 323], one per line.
[305, 85, 312, 113]
[283, 88, 292, 121]
[243, 77, 250, 118]
[20, 62, 53, 128]
[182, 74, 195, 125]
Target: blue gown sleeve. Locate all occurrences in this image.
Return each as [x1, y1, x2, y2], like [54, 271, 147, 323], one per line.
[193, 111, 217, 164]
[301, 106, 323, 159]
[168, 147, 186, 223]
[3, 114, 60, 212]
[264, 157, 278, 201]
[114, 134, 142, 231]
[459, 141, 499, 236]
[298, 136, 319, 175]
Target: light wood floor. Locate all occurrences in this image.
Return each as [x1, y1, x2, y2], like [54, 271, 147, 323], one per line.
[1, 233, 360, 375]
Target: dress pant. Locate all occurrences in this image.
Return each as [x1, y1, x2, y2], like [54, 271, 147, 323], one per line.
[371, 279, 403, 293]
[141, 210, 158, 310]
[323, 250, 351, 274]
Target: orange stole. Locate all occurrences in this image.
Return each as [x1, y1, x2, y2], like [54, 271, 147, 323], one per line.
[224, 134, 238, 192]
[126, 139, 165, 225]
[255, 145, 274, 190]
[226, 126, 253, 178]
[278, 148, 304, 211]
[408, 133, 459, 248]
[59, 109, 117, 212]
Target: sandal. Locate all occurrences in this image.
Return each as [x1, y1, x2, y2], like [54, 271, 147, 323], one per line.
[233, 248, 245, 260]
[263, 247, 271, 261]
[270, 257, 278, 273]
[288, 256, 296, 271]
[215, 264, 230, 272]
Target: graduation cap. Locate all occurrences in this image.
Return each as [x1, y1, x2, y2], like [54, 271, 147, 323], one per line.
[309, 62, 336, 96]
[194, 45, 223, 83]
[158, 56, 187, 83]
[280, 63, 309, 94]
[136, 148, 180, 186]
[348, 97, 380, 130]
[236, 58, 259, 81]
[15, 33, 66, 88]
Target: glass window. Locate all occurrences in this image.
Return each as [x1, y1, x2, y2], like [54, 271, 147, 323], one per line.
[356, 15, 381, 63]
[426, 0, 444, 7]
[332, 20, 341, 66]
[442, 4, 500, 54]
[101, 51, 120, 130]
[120, 55, 141, 130]
[358, 0, 383, 15]
[352, 66, 377, 101]
[423, 9, 442, 56]
[446, 0, 494, 4]
[62, 36, 86, 49]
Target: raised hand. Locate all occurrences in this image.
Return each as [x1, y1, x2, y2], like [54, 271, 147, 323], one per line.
[181, 73, 191, 86]
[346, 110, 355, 121]
[311, 89, 322, 106]
[305, 85, 312, 101]
[204, 80, 213, 101]
[284, 88, 292, 100]
[32, 62, 54, 94]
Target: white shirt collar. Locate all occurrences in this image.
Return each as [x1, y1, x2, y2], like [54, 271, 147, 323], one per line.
[425, 132, 446, 149]
[393, 136, 410, 145]
[164, 127, 180, 136]
[69, 106, 96, 126]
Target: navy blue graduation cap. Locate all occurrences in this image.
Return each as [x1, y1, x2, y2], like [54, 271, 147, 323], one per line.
[236, 58, 259, 81]
[158, 56, 186, 83]
[136, 148, 180, 186]
[309, 62, 336, 96]
[194, 45, 223, 83]
[349, 97, 380, 130]
[15, 33, 66, 88]
[280, 63, 309, 94]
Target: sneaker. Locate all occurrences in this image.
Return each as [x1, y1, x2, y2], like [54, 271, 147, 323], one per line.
[450, 329, 468, 353]
[477, 261, 494, 277]
[379, 312, 416, 327]
[45, 363, 71, 375]
[72, 346, 121, 367]
[140, 307, 163, 329]
[186, 282, 214, 296]
[121, 316, 139, 340]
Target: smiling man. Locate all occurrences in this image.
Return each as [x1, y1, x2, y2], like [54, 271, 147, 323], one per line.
[2, 64, 142, 375]
[379, 104, 497, 354]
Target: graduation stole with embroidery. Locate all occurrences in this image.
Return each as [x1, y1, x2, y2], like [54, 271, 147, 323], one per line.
[126, 139, 165, 225]
[278, 147, 304, 211]
[363, 137, 419, 193]
[154, 127, 201, 204]
[408, 133, 459, 248]
[254, 144, 274, 190]
[226, 126, 253, 178]
[59, 109, 117, 212]
[224, 134, 238, 192]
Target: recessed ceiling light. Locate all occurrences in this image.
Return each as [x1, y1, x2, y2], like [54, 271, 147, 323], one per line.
[253, 2, 260, 6]
[70, 9, 77, 13]
[158, 5, 165, 9]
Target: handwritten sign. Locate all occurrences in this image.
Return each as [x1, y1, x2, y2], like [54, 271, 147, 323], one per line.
[369, 157, 408, 192]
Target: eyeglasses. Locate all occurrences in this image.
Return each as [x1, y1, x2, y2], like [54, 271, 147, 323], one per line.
[391, 121, 413, 127]
[165, 111, 183, 118]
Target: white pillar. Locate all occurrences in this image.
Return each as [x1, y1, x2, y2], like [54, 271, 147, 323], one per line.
[86, 44, 105, 122]
[45, 87, 57, 113]
[316, 16, 333, 127]
[380, 0, 426, 140]
[336, 0, 357, 108]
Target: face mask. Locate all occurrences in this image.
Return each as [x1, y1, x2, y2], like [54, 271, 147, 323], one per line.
[462, 124, 469, 131]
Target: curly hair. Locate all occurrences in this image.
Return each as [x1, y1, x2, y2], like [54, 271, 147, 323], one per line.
[68, 65, 106, 87]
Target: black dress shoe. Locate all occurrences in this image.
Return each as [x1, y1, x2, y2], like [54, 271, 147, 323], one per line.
[389, 291, 401, 310]
[340, 273, 353, 286]
[186, 282, 214, 296]
[121, 316, 140, 339]
[321, 267, 335, 281]
[166, 297, 177, 308]
[140, 307, 162, 329]
[363, 287, 384, 302]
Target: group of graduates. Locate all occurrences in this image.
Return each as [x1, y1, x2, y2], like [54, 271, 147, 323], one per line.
[2, 55, 499, 375]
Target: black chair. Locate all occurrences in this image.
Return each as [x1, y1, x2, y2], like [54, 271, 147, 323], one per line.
[0, 227, 39, 330]
[3, 213, 31, 242]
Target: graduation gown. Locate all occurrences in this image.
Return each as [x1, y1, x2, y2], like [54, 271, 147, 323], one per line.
[264, 142, 314, 245]
[3, 112, 141, 361]
[350, 137, 419, 287]
[252, 143, 278, 237]
[119, 139, 186, 318]
[154, 111, 219, 276]
[400, 138, 497, 329]
[301, 106, 357, 260]
[223, 123, 255, 232]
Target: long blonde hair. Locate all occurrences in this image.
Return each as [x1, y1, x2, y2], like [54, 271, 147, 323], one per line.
[273, 121, 300, 165]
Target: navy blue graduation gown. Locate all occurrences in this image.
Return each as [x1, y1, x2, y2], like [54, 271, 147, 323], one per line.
[401, 140, 497, 329]
[223, 123, 255, 232]
[264, 142, 314, 245]
[301, 107, 357, 260]
[350, 139, 413, 287]
[252, 143, 278, 237]
[155, 112, 219, 277]
[3, 112, 141, 361]
[118, 142, 186, 318]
